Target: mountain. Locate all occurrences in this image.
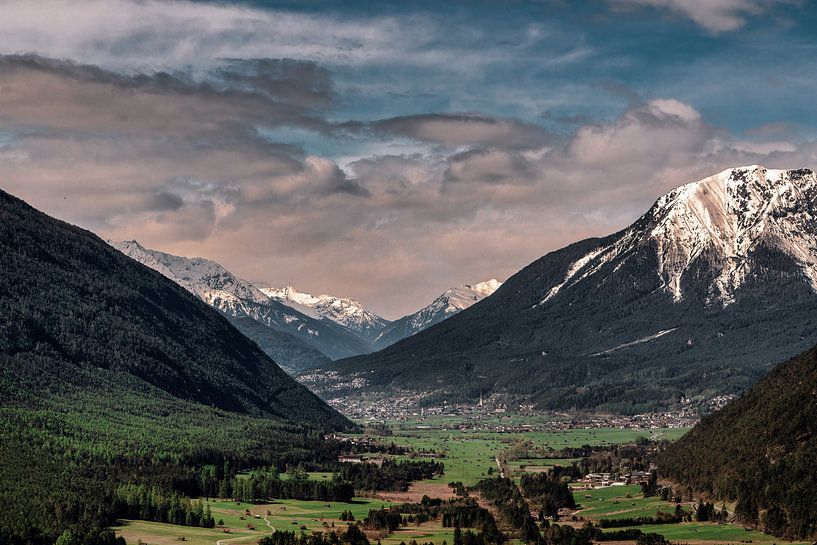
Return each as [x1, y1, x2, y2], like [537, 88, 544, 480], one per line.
[261, 285, 389, 342]
[320, 166, 817, 413]
[660, 343, 817, 539]
[111, 241, 371, 364]
[373, 279, 502, 349]
[0, 188, 347, 427]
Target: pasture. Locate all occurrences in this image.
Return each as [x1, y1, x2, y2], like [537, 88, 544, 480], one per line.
[115, 497, 396, 545]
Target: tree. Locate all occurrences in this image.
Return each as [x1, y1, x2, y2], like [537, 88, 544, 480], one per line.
[640, 471, 658, 497]
[55, 530, 76, 545]
[636, 533, 670, 545]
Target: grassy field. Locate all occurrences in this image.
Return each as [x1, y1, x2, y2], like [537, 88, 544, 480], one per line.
[577, 486, 806, 544]
[379, 521, 460, 545]
[115, 497, 396, 545]
[602, 522, 805, 544]
[120, 425, 789, 545]
[574, 485, 682, 520]
[506, 458, 582, 475]
[373, 427, 688, 486]
[379, 434, 505, 485]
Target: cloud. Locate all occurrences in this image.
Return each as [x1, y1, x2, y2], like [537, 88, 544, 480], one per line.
[568, 99, 713, 167]
[0, 0, 489, 73]
[0, 54, 331, 138]
[611, 0, 795, 32]
[373, 113, 558, 150]
[1, 51, 815, 317]
[149, 191, 184, 212]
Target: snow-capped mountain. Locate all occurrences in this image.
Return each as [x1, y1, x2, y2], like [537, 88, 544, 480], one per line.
[110, 241, 371, 367]
[542, 165, 817, 306]
[113, 240, 270, 306]
[373, 279, 501, 349]
[324, 166, 817, 412]
[260, 286, 390, 342]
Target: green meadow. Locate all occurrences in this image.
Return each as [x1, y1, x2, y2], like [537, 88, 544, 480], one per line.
[116, 425, 791, 545]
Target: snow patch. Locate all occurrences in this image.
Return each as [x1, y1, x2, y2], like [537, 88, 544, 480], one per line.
[590, 328, 678, 356]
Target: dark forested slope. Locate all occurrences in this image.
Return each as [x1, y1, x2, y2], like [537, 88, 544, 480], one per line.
[0, 187, 347, 427]
[660, 345, 817, 539]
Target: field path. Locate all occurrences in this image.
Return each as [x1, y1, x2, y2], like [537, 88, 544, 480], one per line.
[495, 457, 506, 478]
[215, 517, 275, 545]
[216, 534, 255, 545]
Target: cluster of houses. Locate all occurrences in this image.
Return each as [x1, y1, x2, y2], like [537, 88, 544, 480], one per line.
[576, 470, 651, 489]
[337, 454, 385, 466]
[337, 449, 444, 465]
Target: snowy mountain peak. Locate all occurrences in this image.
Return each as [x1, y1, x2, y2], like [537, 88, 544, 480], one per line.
[542, 166, 817, 305]
[111, 240, 270, 306]
[468, 279, 502, 297]
[259, 285, 388, 340]
[373, 278, 502, 348]
[434, 279, 503, 313]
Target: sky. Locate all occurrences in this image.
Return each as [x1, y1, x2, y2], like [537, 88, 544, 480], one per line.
[2, 0, 817, 318]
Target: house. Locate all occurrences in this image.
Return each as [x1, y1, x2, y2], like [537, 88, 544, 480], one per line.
[338, 455, 364, 463]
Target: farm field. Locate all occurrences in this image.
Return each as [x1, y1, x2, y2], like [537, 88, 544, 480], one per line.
[601, 522, 806, 544]
[113, 425, 783, 545]
[506, 458, 582, 475]
[367, 427, 688, 486]
[577, 486, 806, 544]
[115, 497, 396, 545]
[574, 485, 682, 520]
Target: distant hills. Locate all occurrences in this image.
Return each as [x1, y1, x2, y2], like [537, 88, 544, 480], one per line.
[660, 342, 817, 539]
[112, 240, 501, 370]
[322, 166, 817, 413]
[0, 189, 348, 427]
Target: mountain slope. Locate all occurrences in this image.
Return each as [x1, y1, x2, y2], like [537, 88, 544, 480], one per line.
[261, 285, 389, 342]
[226, 315, 332, 373]
[322, 166, 817, 412]
[112, 241, 371, 363]
[0, 188, 348, 427]
[373, 279, 501, 349]
[660, 344, 817, 539]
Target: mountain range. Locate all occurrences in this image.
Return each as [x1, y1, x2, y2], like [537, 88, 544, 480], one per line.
[111, 240, 501, 371]
[111, 240, 369, 368]
[319, 166, 817, 413]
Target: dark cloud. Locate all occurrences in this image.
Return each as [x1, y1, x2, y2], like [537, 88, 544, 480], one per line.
[0, 54, 330, 139]
[213, 58, 334, 110]
[442, 148, 535, 186]
[372, 113, 558, 150]
[149, 191, 184, 211]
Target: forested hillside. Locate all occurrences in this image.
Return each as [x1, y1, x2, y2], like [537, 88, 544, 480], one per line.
[0, 188, 346, 424]
[660, 344, 817, 539]
[0, 188, 350, 544]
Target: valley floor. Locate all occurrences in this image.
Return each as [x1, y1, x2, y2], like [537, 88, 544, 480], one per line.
[116, 415, 799, 545]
